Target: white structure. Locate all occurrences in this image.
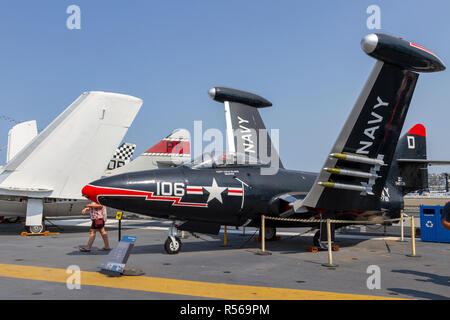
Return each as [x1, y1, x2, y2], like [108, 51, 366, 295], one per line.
[0, 91, 143, 232]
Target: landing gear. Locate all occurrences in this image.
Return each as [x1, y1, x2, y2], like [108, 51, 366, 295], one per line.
[258, 226, 277, 241]
[264, 227, 277, 241]
[164, 236, 182, 254]
[313, 220, 336, 250]
[164, 222, 182, 254]
[26, 224, 45, 234]
[313, 230, 321, 248]
[25, 198, 44, 234]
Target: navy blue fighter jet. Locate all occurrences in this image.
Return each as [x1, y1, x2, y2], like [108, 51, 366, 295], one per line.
[82, 33, 446, 253]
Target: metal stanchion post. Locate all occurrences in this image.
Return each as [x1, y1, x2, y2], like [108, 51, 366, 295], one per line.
[322, 219, 338, 268]
[400, 211, 404, 241]
[256, 215, 271, 255]
[223, 226, 227, 246]
[261, 215, 265, 252]
[398, 211, 406, 242]
[407, 216, 421, 258]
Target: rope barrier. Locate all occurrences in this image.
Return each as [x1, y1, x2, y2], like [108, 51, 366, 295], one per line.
[263, 216, 404, 224]
[259, 214, 416, 267]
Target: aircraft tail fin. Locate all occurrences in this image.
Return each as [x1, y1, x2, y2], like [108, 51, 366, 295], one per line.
[302, 33, 445, 212]
[104, 129, 191, 176]
[0, 91, 142, 199]
[381, 124, 428, 214]
[6, 120, 38, 163]
[105, 142, 136, 172]
[208, 87, 283, 169]
[388, 124, 428, 195]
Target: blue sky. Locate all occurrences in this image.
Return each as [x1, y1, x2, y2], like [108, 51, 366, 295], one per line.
[0, 1, 449, 173]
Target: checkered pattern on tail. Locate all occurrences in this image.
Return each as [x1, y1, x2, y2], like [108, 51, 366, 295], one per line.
[112, 143, 136, 161]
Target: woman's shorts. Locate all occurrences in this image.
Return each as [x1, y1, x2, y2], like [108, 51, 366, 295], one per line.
[90, 219, 105, 230]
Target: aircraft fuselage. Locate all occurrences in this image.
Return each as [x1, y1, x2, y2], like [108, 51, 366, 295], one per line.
[83, 166, 317, 226]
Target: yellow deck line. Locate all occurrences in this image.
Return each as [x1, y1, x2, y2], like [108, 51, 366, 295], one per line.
[0, 263, 402, 300]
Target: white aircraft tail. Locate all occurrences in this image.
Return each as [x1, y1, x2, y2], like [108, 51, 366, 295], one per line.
[6, 120, 38, 163]
[105, 128, 191, 176]
[0, 91, 143, 199]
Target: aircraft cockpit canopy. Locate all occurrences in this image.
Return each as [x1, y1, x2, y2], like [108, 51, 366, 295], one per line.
[189, 152, 263, 169]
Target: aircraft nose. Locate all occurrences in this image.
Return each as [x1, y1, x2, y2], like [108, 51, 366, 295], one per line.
[82, 184, 98, 202]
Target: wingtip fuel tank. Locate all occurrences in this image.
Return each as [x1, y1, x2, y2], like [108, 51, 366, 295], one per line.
[208, 86, 272, 108]
[361, 33, 445, 72]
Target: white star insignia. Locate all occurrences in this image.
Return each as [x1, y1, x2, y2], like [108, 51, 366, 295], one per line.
[203, 178, 227, 203]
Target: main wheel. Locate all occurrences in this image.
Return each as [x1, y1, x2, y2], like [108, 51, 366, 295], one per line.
[313, 230, 334, 249]
[26, 224, 44, 234]
[313, 230, 321, 247]
[264, 227, 277, 241]
[164, 236, 182, 254]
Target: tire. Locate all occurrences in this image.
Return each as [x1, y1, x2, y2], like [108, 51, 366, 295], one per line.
[313, 230, 333, 249]
[164, 236, 182, 254]
[27, 225, 44, 234]
[264, 227, 277, 241]
[313, 230, 321, 247]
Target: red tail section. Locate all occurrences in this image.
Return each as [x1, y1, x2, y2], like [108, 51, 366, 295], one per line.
[407, 123, 426, 137]
[144, 140, 190, 156]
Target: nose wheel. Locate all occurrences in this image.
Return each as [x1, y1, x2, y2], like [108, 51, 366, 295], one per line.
[164, 222, 182, 254]
[164, 236, 182, 254]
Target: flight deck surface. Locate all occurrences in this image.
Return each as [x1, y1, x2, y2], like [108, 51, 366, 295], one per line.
[0, 218, 448, 300]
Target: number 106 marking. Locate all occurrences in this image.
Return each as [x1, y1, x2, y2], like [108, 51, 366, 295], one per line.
[156, 182, 185, 196]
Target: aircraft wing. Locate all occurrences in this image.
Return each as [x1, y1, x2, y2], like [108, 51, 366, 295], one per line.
[208, 87, 283, 169]
[300, 33, 445, 213]
[0, 185, 52, 197]
[300, 60, 419, 212]
[268, 192, 310, 217]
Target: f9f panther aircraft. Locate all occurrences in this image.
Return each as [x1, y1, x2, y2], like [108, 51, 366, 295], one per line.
[82, 33, 446, 253]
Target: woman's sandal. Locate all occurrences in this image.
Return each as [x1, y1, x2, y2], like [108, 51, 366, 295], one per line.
[99, 247, 111, 251]
[79, 247, 91, 252]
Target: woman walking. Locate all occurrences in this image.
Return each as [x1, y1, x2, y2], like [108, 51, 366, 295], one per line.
[80, 202, 111, 252]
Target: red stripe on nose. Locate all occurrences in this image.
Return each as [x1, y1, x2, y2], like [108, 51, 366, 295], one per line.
[82, 184, 99, 202]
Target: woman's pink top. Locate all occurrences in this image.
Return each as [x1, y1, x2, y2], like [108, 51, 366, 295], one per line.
[89, 206, 107, 221]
